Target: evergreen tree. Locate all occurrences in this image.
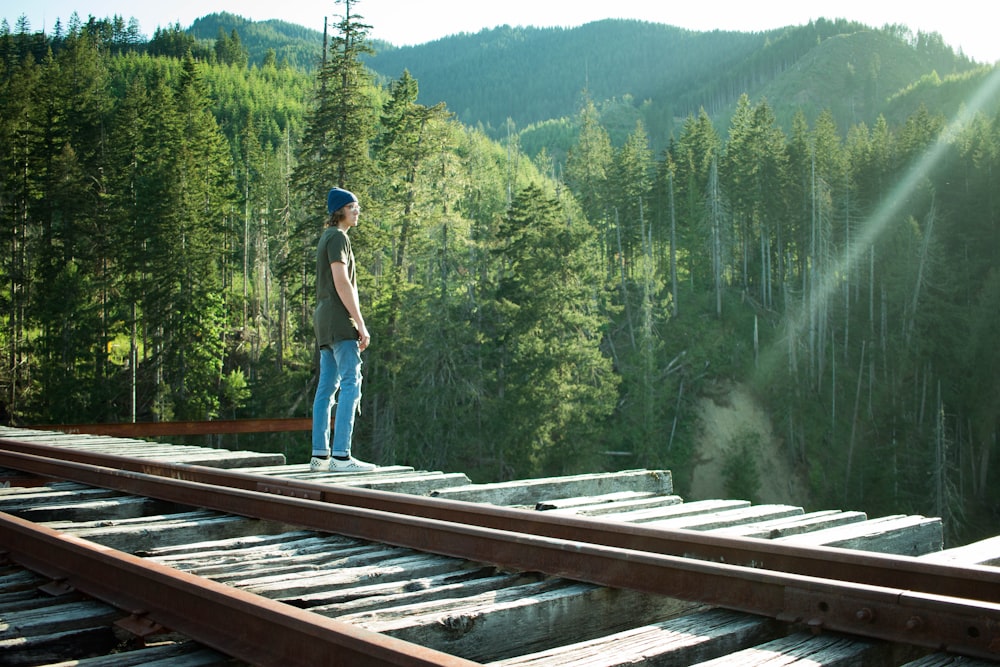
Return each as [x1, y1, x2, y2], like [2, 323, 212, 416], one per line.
[0, 50, 44, 422]
[564, 95, 613, 267]
[365, 69, 454, 460]
[723, 95, 789, 308]
[131, 56, 236, 421]
[32, 28, 121, 420]
[293, 0, 376, 200]
[670, 109, 721, 293]
[484, 183, 618, 477]
[608, 120, 654, 282]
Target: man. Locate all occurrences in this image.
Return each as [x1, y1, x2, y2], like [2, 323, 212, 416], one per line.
[310, 187, 376, 472]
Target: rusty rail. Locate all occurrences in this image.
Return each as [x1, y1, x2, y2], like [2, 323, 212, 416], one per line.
[0, 439, 998, 661]
[27, 417, 314, 437]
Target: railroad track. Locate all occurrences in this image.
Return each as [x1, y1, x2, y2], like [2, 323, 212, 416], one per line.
[1, 426, 998, 666]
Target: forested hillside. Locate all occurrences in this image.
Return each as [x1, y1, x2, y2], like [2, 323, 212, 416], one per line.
[179, 12, 980, 153]
[1, 5, 999, 548]
[365, 18, 976, 145]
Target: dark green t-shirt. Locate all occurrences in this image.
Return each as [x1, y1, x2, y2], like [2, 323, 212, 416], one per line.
[313, 226, 358, 347]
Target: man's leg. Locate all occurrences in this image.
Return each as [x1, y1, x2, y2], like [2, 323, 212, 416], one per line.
[311, 346, 339, 458]
[331, 340, 362, 458]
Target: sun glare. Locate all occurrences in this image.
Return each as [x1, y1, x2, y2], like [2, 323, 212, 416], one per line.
[757, 66, 1000, 378]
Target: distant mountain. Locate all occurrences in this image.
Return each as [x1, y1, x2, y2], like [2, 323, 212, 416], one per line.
[188, 12, 325, 70]
[364, 19, 977, 144]
[186, 14, 982, 153]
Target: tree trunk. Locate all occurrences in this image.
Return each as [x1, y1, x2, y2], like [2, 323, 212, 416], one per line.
[669, 173, 679, 317]
[844, 340, 866, 503]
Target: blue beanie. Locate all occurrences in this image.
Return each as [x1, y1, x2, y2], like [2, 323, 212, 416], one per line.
[327, 187, 358, 215]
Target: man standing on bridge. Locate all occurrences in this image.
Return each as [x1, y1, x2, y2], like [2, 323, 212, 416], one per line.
[310, 187, 376, 473]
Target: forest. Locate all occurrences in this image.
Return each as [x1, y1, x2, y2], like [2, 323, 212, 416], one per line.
[1, 2, 998, 547]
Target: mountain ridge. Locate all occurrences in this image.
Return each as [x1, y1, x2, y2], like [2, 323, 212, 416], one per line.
[186, 12, 982, 152]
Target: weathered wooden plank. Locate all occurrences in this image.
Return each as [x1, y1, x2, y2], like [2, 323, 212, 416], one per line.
[538, 493, 684, 515]
[687, 631, 890, 666]
[197, 543, 416, 584]
[0, 431, 143, 444]
[0, 625, 118, 666]
[160, 542, 388, 581]
[5, 436, 174, 448]
[777, 515, 944, 556]
[342, 579, 697, 662]
[310, 570, 531, 616]
[283, 566, 505, 611]
[711, 510, 868, 540]
[0, 600, 122, 640]
[534, 491, 660, 511]
[430, 470, 673, 505]
[0, 486, 121, 505]
[142, 531, 334, 560]
[35, 641, 232, 666]
[304, 471, 475, 495]
[237, 551, 467, 597]
[149, 451, 287, 468]
[491, 608, 781, 667]
[0, 427, 285, 467]
[51, 512, 294, 553]
[0, 585, 78, 614]
[918, 535, 1000, 567]
[27, 417, 312, 437]
[0, 570, 45, 595]
[1, 434, 198, 454]
[289, 464, 416, 478]
[591, 498, 751, 524]
[0, 479, 89, 491]
[646, 504, 804, 531]
[11, 496, 179, 523]
[42, 509, 218, 532]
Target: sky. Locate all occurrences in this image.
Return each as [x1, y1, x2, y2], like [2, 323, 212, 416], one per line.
[4, 0, 998, 64]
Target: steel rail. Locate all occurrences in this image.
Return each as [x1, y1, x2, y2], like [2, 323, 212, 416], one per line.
[0, 444, 998, 660]
[28, 417, 315, 436]
[0, 511, 480, 667]
[2, 437, 997, 605]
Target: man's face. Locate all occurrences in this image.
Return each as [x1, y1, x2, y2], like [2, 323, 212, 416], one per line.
[345, 202, 360, 226]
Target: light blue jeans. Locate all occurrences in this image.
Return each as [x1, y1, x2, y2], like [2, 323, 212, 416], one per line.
[311, 341, 362, 458]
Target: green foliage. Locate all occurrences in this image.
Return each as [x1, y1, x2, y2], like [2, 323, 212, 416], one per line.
[481, 183, 619, 477]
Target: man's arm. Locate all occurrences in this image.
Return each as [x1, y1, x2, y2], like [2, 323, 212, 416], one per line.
[330, 261, 371, 351]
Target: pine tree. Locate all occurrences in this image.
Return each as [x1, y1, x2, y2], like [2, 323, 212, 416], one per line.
[723, 95, 789, 308]
[564, 96, 613, 268]
[0, 49, 44, 421]
[30, 28, 115, 421]
[129, 56, 237, 421]
[670, 109, 721, 293]
[293, 0, 376, 202]
[485, 183, 618, 477]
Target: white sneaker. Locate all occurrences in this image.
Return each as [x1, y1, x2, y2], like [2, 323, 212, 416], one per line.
[309, 456, 330, 472]
[330, 456, 376, 473]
